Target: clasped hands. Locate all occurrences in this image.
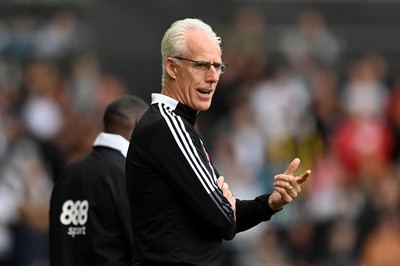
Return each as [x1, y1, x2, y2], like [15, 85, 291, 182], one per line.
[217, 158, 311, 219]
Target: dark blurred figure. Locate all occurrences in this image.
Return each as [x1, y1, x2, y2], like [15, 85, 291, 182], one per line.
[332, 53, 393, 186]
[202, 5, 269, 149]
[385, 72, 400, 172]
[358, 174, 400, 266]
[279, 8, 342, 71]
[49, 95, 148, 266]
[33, 9, 93, 62]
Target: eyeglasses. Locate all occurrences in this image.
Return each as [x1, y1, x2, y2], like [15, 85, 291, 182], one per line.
[174, 56, 228, 74]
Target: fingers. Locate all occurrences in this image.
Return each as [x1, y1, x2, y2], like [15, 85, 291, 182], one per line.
[222, 183, 234, 202]
[222, 182, 230, 196]
[273, 174, 298, 189]
[274, 179, 301, 197]
[271, 181, 301, 207]
[219, 179, 236, 211]
[217, 176, 232, 201]
[269, 158, 311, 210]
[283, 158, 300, 175]
[274, 187, 295, 203]
[217, 176, 234, 202]
[274, 168, 309, 193]
[217, 176, 224, 189]
[221, 182, 236, 221]
[296, 170, 311, 184]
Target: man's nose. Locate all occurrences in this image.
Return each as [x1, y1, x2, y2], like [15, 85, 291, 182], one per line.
[206, 66, 220, 83]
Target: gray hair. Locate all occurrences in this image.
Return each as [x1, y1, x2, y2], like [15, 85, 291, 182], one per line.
[160, 18, 221, 87]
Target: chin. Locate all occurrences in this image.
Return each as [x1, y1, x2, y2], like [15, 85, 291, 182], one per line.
[196, 102, 212, 112]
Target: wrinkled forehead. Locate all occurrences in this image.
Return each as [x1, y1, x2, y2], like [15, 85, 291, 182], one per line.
[184, 29, 222, 59]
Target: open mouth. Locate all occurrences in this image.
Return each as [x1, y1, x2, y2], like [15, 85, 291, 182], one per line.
[197, 89, 212, 95]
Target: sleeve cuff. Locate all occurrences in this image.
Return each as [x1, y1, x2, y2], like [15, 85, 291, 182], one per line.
[257, 194, 282, 219]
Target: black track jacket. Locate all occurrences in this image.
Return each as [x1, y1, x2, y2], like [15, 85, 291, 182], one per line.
[50, 133, 134, 266]
[126, 94, 278, 266]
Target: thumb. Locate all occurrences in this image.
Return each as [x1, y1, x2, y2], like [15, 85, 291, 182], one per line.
[296, 170, 311, 184]
[284, 158, 300, 175]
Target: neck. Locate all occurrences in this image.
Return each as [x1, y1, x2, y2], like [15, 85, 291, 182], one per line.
[161, 86, 181, 102]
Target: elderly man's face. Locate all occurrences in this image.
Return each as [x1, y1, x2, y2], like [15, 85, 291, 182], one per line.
[168, 29, 223, 112]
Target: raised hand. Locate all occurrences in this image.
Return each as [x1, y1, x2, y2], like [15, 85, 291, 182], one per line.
[268, 158, 311, 211]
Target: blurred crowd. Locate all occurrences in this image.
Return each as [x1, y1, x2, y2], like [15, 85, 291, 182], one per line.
[206, 6, 400, 266]
[0, 7, 134, 266]
[0, 4, 399, 266]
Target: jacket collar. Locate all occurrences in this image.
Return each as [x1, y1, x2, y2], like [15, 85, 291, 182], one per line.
[92, 132, 129, 158]
[151, 93, 198, 125]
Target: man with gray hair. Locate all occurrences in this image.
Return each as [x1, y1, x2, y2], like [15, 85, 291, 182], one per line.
[126, 18, 310, 266]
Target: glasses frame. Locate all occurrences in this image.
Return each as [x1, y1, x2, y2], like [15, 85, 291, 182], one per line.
[173, 56, 228, 74]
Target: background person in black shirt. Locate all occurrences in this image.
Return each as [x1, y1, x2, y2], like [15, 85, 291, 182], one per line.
[49, 95, 148, 266]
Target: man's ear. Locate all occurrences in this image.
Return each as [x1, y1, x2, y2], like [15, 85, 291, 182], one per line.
[165, 58, 177, 80]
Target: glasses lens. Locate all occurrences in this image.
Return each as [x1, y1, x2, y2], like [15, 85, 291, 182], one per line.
[220, 64, 227, 74]
[213, 63, 222, 71]
[210, 62, 228, 74]
[194, 62, 211, 71]
[175, 56, 227, 74]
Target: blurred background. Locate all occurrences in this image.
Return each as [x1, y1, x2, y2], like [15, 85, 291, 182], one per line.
[1, 0, 400, 265]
